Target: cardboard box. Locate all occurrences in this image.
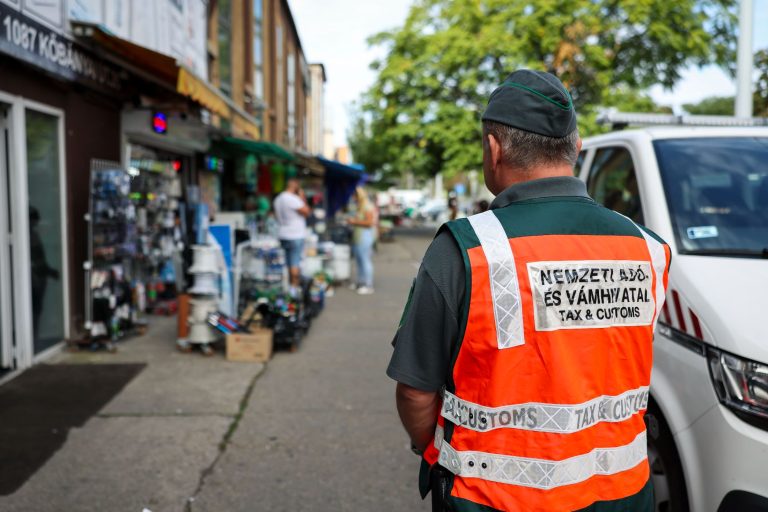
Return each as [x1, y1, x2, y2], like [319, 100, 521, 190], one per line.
[226, 328, 273, 362]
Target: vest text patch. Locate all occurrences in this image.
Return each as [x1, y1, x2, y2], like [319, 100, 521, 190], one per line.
[527, 260, 655, 331]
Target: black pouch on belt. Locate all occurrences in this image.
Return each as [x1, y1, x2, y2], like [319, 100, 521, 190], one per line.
[430, 465, 453, 512]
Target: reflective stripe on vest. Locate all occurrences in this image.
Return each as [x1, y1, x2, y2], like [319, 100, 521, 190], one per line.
[441, 386, 650, 433]
[633, 222, 668, 330]
[467, 211, 525, 349]
[434, 425, 647, 490]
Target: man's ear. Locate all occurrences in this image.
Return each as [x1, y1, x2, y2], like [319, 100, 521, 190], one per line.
[576, 137, 583, 153]
[488, 133, 503, 171]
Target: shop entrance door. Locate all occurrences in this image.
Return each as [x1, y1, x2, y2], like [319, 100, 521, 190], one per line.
[0, 104, 15, 370]
[0, 96, 66, 372]
[25, 107, 67, 355]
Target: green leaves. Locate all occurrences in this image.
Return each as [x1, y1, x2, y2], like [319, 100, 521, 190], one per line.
[349, 0, 737, 181]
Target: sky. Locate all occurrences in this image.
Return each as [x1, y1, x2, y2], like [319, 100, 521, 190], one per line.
[288, 0, 768, 151]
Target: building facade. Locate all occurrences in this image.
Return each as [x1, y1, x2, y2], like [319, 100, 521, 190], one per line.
[0, 0, 264, 375]
[307, 63, 326, 155]
[1, 0, 127, 371]
[257, 0, 310, 150]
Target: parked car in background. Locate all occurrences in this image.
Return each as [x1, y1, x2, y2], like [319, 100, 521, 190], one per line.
[417, 198, 448, 222]
[579, 125, 768, 512]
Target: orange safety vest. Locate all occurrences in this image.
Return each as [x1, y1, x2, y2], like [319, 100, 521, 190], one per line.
[422, 207, 671, 511]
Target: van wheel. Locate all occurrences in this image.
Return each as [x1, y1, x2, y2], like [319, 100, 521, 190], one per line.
[645, 402, 690, 512]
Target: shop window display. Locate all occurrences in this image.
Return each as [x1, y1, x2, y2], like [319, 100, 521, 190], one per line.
[86, 162, 139, 349]
[84, 147, 187, 349]
[128, 152, 186, 315]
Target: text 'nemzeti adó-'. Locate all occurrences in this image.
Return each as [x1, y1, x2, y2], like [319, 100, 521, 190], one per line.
[528, 260, 655, 331]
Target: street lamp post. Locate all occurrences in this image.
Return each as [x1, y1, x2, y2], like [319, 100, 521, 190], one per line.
[735, 0, 754, 118]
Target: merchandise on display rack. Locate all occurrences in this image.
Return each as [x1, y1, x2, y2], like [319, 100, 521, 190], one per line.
[233, 236, 288, 314]
[233, 236, 312, 351]
[128, 151, 186, 316]
[84, 160, 142, 350]
[248, 289, 308, 351]
[206, 311, 249, 334]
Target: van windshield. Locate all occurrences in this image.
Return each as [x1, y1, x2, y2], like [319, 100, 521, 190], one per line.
[653, 137, 768, 257]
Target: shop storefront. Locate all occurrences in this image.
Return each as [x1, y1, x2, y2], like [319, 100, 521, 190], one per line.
[122, 107, 211, 315]
[0, 5, 262, 373]
[211, 137, 296, 226]
[0, 3, 124, 373]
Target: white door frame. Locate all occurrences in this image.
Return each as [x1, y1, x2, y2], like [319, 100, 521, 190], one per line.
[0, 90, 70, 370]
[0, 100, 14, 369]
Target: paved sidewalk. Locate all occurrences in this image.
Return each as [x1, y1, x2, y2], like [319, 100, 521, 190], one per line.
[0, 231, 433, 511]
[189, 234, 431, 511]
[0, 317, 265, 512]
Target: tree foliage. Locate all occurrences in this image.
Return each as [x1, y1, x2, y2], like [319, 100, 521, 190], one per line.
[681, 49, 768, 116]
[683, 96, 735, 115]
[350, 0, 736, 180]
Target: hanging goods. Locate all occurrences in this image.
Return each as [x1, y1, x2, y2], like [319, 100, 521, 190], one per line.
[84, 160, 140, 346]
[162, 210, 175, 229]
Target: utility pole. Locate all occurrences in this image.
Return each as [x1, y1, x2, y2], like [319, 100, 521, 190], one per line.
[735, 0, 754, 117]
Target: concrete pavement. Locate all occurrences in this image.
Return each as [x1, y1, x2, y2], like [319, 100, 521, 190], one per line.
[0, 229, 434, 511]
[189, 232, 432, 511]
[0, 313, 265, 512]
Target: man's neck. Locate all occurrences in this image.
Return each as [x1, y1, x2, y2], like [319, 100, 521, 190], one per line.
[495, 164, 574, 192]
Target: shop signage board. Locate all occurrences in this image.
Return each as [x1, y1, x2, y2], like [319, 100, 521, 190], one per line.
[0, 2, 122, 91]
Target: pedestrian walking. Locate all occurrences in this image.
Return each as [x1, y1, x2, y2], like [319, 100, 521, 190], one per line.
[387, 70, 672, 511]
[273, 178, 310, 291]
[348, 187, 376, 295]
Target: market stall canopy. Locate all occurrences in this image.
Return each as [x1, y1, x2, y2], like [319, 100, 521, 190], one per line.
[293, 150, 325, 177]
[71, 22, 260, 140]
[318, 157, 368, 216]
[318, 157, 366, 180]
[221, 137, 295, 161]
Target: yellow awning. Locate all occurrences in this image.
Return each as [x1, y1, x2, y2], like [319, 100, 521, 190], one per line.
[177, 68, 261, 139]
[72, 22, 261, 140]
[177, 67, 231, 119]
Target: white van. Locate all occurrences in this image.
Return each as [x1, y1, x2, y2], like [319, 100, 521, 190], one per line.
[578, 125, 768, 511]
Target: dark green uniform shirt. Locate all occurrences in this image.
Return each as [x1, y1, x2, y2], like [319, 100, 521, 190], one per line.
[387, 177, 594, 391]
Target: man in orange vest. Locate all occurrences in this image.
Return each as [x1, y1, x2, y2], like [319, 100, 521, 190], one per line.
[387, 70, 671, 511]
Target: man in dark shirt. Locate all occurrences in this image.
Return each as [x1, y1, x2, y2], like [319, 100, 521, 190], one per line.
[387, 70, 665, 511]
[387, 178, 593, 392]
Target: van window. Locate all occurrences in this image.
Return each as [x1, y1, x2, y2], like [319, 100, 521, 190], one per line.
[654, 137, 768, 256]
[587, 147, 643, 223]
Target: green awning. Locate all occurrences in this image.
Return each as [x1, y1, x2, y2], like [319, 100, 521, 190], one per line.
[222, 137, 295, 161]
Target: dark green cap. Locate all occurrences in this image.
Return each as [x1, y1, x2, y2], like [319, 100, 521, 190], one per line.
[481, 70, 577, 138]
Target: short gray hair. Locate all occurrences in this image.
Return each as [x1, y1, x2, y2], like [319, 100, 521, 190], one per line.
[483, 121, 579, 171]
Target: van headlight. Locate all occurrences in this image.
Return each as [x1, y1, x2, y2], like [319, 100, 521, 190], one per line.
[708, 347, 768, 430]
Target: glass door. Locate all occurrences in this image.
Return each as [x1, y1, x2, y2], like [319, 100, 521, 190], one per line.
[24, 108, 66, 355]
[0, 105, 14, 369]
